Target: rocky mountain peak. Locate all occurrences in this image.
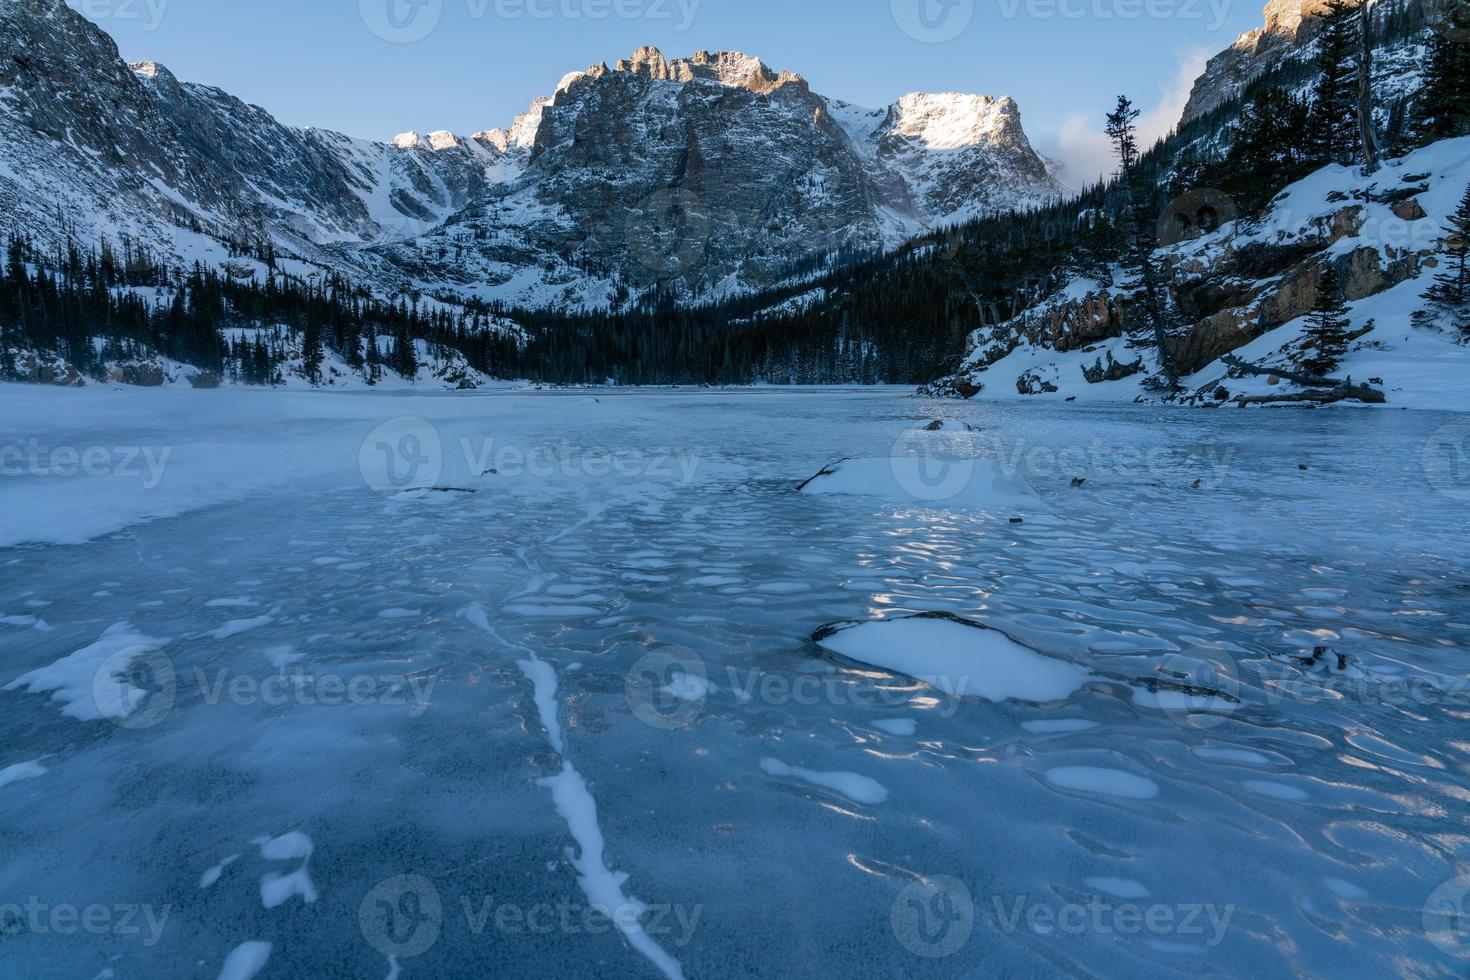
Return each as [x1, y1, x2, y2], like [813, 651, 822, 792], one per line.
[611, 46, 807, 95]
[1262, 0, 1358, 36]
[886, 93, 1024, 149]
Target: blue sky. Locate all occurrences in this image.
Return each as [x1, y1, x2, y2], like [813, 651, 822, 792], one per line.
[77, 0, 1264, 185]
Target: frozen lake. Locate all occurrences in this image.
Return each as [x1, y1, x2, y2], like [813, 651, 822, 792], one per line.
[2, 386, 1469, 978]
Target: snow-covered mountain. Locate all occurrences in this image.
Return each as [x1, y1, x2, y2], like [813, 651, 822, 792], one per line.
[378, 48, 1063, 307]
[0, 2, 1062, 308]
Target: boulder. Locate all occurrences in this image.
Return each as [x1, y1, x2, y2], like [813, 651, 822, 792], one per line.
[1081, 352, 1145, 384]
[1016, 371, 1059, 395]
[110, 363, 165, 387]
[1392, 198, 1427, 222]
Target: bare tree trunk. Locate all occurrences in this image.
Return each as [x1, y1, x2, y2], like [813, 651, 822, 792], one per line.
[1358, 0, 1381, 174]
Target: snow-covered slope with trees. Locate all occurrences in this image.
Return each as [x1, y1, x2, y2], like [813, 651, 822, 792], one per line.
[925, 135, 1470, 409]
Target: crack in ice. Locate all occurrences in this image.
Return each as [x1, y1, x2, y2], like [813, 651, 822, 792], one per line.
[462, 602, 688, 980]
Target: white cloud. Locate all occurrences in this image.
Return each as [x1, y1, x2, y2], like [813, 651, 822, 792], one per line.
[1041, 49, 1210, 193]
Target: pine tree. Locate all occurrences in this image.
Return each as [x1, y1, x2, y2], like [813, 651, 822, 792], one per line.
[1225, 86, 1313, 209]
[1355, 0, 1380, 173]
[1414, 185, 1470, 339]
[1300, 264, 1352, 376]
[1412, 33, 1470, 144]
[301, 323, 324, 385]
[1105, 96, 1140, 175]
[392, 326, 418, 380]
[1107, 95, 1179, 390]
[1307, 1, 1361, 164]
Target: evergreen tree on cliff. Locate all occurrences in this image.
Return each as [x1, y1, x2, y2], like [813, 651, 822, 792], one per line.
[1225, 86, 1313, 210]
[1307, 1, 1361, 165]
[1414, 185, 1470, 340]
[1107, 95, 1179, 391]
[1300, 265, 1351, 376]
[1413, 32, 1470, 143]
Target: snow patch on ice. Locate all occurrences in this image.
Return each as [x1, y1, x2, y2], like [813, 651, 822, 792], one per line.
[1046, 766, 1160, 800]
[255, 832, 317, 909]
[1084, 877, 1151, 899]
[199, 854, 239, 889]
[0, 759, 47, 790]
[205, 616, 273, 640]
[5, 623, 168, 722]
[815, 614, 1091, 703]
[217, 941, 272, 980]
[799, 456, 1040, 510]
[759, 758, 889, 805]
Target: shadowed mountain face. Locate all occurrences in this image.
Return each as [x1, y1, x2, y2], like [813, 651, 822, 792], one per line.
[0, 2, 1062, 307]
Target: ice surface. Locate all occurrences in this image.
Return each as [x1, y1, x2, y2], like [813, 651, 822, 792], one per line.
[2, 387, 1469, 977]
